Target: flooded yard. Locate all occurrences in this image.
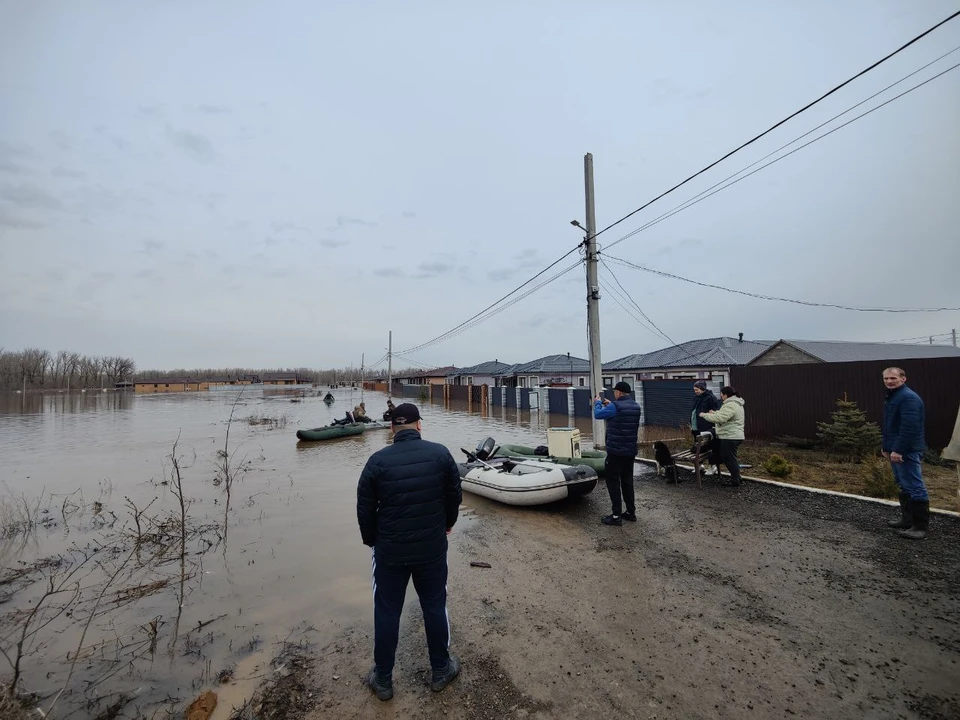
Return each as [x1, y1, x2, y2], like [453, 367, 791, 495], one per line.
[0, 387, 579, 718]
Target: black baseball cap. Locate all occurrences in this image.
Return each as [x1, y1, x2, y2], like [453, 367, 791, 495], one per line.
[391, 403, 422, 426]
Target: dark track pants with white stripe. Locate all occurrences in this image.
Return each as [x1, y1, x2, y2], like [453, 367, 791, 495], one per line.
[372, 551, 451, 679]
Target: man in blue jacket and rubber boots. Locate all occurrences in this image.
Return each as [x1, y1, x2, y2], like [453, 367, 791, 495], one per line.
[594, 381, 642, 526]
[882, 367, 930, 540]
[357, 402, 463, 700]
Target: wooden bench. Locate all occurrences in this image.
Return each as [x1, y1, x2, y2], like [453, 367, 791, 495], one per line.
[665, 433, 751, 489]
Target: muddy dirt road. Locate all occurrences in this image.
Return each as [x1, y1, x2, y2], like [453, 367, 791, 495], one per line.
[304, 471, 960, 719]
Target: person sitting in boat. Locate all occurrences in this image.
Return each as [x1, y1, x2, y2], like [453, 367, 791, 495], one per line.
[383, 399, 395, 421]
[333, 410, 355, 426]
[353, 403, 372, 423]
[323, 392, 335, 401]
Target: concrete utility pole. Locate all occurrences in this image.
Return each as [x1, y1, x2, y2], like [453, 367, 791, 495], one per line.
[361, 353, 365, 387]
[953, 328, 957, 347]
[584, 153, 605, 450]
[387, 331, 393, 397]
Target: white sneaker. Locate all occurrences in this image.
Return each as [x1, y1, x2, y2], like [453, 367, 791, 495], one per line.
[706, 467, 718, 476]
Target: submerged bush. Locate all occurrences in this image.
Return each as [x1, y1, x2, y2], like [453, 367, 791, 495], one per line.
[762, 454, 794, 478]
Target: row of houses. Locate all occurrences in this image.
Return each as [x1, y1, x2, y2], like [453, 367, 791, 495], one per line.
[388, 336, 960, 447]
[390, 335, 960, 389]
[129, 372, 311, 393]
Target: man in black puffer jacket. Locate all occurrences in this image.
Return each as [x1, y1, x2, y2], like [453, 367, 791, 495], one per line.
[357, 403, 463, 701]
[594, 381, 642, 526]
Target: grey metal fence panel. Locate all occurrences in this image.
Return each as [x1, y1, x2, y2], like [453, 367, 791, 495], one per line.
[548, 388, 569, 415]
[572, 389, 592, 417]
[642, 380, 693, 428]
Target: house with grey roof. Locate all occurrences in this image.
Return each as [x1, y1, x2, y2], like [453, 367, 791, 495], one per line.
[603, 335, 773, 389]
[496, 353, 591, 389]
[749, 339, 960, 366]
[395, 366, 460, 385]
[446, 360, 515, 386]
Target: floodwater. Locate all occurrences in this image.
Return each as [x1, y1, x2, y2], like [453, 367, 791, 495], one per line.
[0, 387, 597, 718]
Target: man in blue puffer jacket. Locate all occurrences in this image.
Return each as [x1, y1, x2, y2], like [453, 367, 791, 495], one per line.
[594, 381, 642, 526]
[357, 403, 463, 700]
[881, 367, 930, 540]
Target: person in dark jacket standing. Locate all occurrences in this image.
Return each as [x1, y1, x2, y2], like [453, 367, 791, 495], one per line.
[881, 367, 929, 540]
[356, 403, 463, 700]
[691, 380, 721, 474]
[594, 381, 642, 526]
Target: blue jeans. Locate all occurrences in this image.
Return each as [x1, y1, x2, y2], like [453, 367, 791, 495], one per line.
[890, 452, 928, 501]
[372, 551, 451, 678]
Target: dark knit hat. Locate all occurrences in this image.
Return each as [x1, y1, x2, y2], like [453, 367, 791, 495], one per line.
[693, 380, 708, 391]
[613, 381, 632, 394]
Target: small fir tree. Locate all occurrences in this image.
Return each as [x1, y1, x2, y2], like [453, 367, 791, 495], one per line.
[816, 396, 882, 462]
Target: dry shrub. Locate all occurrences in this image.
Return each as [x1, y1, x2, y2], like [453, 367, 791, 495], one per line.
[0, 685, 35, 720]
[860, 459, 899, 499]
[762, 454, 794, 478]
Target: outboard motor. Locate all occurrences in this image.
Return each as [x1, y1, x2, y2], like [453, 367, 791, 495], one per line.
[475, 437, 496, 461]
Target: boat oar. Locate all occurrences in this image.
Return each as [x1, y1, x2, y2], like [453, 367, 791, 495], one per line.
[460, 448, 497, 471]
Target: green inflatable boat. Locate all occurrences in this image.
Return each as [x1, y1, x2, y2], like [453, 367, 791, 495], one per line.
[494, 443, 608, 476]
[296, 422, 366, 442]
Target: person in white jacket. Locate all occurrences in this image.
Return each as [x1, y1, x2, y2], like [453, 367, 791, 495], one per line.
[700, 386, 746, 487]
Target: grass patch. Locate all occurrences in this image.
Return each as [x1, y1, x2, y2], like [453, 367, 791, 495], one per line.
[638, 436, 958, 512]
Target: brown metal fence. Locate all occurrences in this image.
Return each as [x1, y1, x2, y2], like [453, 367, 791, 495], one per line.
[730, 358, 960, 449]
[448, 384, 469, 402]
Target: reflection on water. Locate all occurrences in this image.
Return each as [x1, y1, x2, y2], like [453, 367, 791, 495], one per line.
[0, 388, 597, 718]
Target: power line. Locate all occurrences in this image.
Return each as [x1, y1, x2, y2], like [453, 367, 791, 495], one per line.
[592, 9, 960, 242]
[391, 353, 436, 370]
[395, 246, 582, 355]
[396, 257, 583, 353]
[604, 254, 960, 313]
[605, 48, 960, 252]
[883, 332, 953, 343]
[600, 260, 722, 368]
[598, 261, 670, 343]
[598, 277, 662, 341]
[367, 355, 389, 370]
[421, 259, 584, 349]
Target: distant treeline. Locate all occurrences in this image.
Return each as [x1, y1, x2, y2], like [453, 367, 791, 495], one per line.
[0, 348, 136, 390]
[134, 366, 421, 384]
[0, 348, 422, 391]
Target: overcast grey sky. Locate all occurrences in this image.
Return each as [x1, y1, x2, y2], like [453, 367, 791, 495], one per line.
[1, 1, 958, 372]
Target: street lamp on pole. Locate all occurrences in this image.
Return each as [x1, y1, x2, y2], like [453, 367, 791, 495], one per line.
[567, 352, 572, 387]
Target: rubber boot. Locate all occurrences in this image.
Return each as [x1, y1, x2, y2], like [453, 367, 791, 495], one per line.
[887, 492, 912, 529]
[898, 499, 929, 540]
